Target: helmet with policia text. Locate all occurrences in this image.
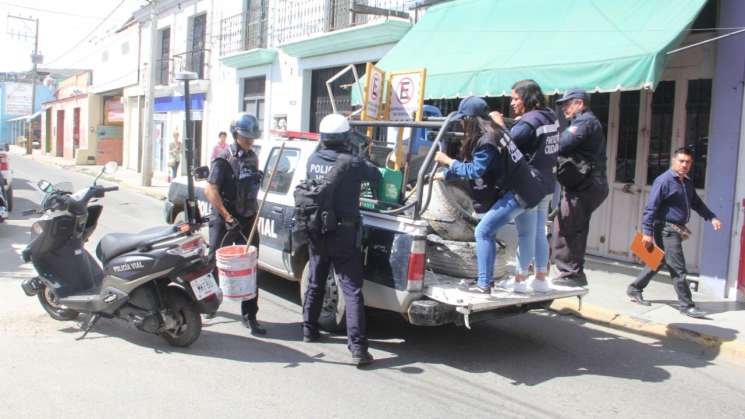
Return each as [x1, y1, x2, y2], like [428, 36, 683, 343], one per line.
[230, 113, 261, 140]
[318, 113, 351, 146]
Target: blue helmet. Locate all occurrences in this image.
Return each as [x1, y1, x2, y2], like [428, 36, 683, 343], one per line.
[230, 113, 261, 140]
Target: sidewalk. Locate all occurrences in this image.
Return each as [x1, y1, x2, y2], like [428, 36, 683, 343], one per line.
[14, 146, 168, 201]
[13, 146, 745, 362]
[551, 257, 745, 362]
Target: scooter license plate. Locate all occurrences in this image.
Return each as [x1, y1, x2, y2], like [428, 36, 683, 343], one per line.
[190, 273, 218, 300]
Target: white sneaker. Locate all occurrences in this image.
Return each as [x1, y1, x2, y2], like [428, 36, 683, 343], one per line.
[530, 276, 552, 293]
[513, 280, 530, 293]
[495, 277, 515, 290]
[457, 279, 475, 289]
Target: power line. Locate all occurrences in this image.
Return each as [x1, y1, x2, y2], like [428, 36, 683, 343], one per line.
[46, 0, 128, 66]
[0, 1, 104, 19]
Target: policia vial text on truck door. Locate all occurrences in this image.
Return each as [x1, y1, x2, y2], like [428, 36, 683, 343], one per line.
[164, 116, 587, 331]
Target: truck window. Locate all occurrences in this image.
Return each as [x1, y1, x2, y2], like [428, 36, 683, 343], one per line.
[261, 147, 300, 194]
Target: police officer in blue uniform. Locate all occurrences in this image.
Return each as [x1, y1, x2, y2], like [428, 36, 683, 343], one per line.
[302, 113, 381, 366]
[205, 113, 266, 335]
[552, 88, 609, 287]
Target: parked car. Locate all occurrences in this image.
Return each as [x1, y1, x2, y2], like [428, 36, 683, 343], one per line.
[164, 121, 586, 331]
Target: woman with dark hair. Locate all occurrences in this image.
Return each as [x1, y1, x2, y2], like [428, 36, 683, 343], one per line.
[491, 79, 560, 293]
[433, 96, 536, 293]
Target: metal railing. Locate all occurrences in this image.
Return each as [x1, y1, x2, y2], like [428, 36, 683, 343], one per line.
[220, 11, 268, 56]
[218, 0, 412, 56]
[172, 49, 211, 80]
[273, 0, 411, 45]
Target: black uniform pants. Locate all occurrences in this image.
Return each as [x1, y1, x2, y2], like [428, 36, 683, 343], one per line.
[303, 225, 367, 353]
[552, 178, 609, 281]
[629, 223, 695, 308]
[209, 214, 259, 318]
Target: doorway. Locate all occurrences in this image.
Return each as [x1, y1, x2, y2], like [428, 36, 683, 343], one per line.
[73, 107, 81, 158]
[56, 110, 65, 157]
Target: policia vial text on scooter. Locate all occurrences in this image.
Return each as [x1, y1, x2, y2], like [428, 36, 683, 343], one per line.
[20, 162, 221, 347]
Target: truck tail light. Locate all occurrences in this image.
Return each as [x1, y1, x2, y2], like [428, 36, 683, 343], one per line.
[0, 154, 8, 171]
[406, 236, 426, 291]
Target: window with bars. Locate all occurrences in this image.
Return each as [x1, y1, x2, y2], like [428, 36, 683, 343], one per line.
[647, 80, 676, 185]
[686, 79, 712, 189]
[615, 91, 640, 184]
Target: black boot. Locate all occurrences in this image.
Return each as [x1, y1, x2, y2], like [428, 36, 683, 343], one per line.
[626, 287, 651, 306]
[242, 315, 266, 335]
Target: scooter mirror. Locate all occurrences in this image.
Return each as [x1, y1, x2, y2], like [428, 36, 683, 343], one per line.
[37, 180, 53, 193]
[104, 161, 119, 174]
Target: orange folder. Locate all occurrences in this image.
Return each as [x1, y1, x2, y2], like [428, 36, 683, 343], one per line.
[630, 232, 665, 270]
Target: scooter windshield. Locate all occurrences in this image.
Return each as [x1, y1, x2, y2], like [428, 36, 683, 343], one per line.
[53, 182, 73, 193]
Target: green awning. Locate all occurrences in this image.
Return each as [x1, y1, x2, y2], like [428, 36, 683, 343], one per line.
[366, 0, 706, 100]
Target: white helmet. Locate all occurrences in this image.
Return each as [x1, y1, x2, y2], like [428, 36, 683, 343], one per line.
[319, 113, 351, 145]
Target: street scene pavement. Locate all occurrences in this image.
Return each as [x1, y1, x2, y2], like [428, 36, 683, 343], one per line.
[3, 155, 745, 418]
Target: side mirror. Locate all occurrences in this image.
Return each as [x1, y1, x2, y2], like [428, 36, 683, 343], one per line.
[104, 161, 119, 174]
[193, 166, 209, 181]
[37, 180, 53, 193]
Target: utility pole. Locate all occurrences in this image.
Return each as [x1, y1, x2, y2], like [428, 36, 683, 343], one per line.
[7, 14, 41, 155]
[141, 0, 158, 186]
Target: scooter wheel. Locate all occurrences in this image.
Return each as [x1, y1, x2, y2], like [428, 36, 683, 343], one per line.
[38, 285, 79, 321]
[161, 289, 202, 347]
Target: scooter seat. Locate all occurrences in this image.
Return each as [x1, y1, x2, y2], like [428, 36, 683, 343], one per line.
[96, 225, 177, 263]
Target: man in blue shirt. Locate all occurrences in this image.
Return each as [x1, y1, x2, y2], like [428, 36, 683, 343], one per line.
[627, 147, 722, 318]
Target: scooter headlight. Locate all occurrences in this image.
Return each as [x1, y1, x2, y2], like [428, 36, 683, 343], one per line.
[32, 222, 44, 235]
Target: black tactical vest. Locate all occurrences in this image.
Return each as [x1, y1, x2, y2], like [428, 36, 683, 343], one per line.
[519, 108, 560, 198]
[214, 144, 261, 218]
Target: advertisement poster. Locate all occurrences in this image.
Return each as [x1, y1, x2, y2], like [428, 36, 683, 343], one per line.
[4, 82, 33, 116]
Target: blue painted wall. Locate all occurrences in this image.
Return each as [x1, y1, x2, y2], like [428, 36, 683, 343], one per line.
[700, 0, 745, 294]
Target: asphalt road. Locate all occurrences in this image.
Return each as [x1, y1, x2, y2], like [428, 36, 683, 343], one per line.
[2, 155, 745, 419]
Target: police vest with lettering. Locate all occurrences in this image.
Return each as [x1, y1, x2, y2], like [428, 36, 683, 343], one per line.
[519, 108, 560, 198]
[214, 144, 261, 218]
[468, 134, 503, 214]
[480, 132, 545, 209]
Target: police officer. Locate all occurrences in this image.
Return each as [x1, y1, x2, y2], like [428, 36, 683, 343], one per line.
[205, 113, 266, 335]
[302, 113, 381, 366]
[552, 88, 609, 287]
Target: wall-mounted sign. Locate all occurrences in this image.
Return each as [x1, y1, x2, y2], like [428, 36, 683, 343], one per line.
[4, 82, 33, 116]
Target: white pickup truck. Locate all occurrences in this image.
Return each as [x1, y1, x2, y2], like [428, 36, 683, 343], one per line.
[0, 145, 12, 221]
[164, 119, 586, 331]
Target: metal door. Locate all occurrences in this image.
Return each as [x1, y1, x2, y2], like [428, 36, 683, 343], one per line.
[56, 110, 64, 157]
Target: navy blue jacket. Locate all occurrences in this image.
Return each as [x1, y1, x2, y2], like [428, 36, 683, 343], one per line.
[559, 109, 607, 180]
[306, 145, 381, 221]
[641, 169, 716, 235]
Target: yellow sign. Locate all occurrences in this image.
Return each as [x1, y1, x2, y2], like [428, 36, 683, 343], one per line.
[361, 63, 385, 121]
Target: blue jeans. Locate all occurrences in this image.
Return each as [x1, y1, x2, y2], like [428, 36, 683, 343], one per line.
[475, 192, 524, 288]
[515, 195, 552, 275]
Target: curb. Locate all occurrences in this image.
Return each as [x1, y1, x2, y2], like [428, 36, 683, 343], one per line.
[550, 299, 745, 362]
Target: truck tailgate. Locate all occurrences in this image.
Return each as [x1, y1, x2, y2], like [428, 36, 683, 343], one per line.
[423, 271, 587, 325]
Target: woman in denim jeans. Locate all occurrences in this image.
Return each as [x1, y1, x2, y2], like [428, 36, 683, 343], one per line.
[434, 96, 523, 293]
[491, 80, 559, 293]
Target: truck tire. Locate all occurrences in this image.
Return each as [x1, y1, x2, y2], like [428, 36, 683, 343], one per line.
[426, 234, 508, 280]
[416, 180, 477, 242]
[299, 261, 346, 332]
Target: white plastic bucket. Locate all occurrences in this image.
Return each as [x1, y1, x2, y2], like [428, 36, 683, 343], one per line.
[216, 245, 257, 301]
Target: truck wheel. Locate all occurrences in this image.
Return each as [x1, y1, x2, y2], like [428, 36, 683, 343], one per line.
[37, 285, 79, 321]
[161, 289, 202, 347]
[426, 235, 508, 280]
[299, 261, 346, 332]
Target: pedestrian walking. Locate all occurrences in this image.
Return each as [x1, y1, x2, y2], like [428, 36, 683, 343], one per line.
[211, 131, 229, 162]
[551, 88, 609, 287]
[205, 113, 266, 334]
[167, 130, 181, 181]
[626, 147, 721, 318]
[491, 80, 560, 293]
[302, 113, 381, 366]
[434, 96, 553, 294]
